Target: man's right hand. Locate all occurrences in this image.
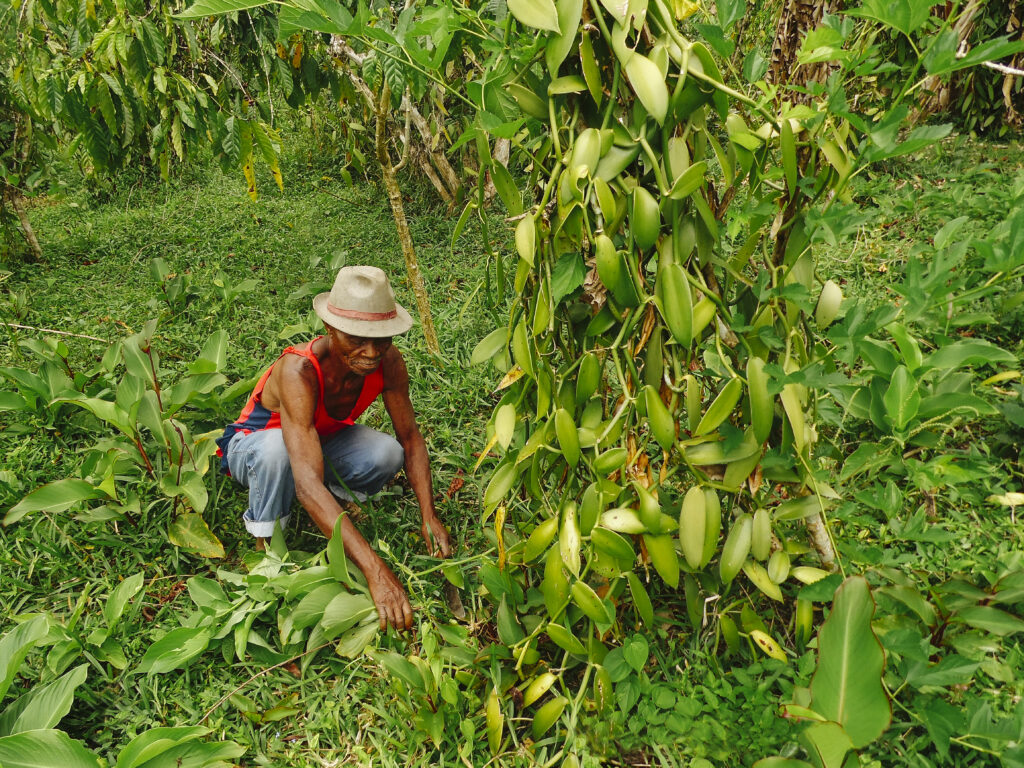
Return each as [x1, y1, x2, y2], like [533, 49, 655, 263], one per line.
[367, 560, 413, 631]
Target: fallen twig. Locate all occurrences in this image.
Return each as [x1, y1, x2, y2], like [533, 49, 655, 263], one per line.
[3, 322, 106, 342]
[198, 642, 332, 723]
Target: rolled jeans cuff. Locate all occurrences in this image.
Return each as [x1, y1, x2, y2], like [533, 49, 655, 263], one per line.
[243, 514, 291, 538]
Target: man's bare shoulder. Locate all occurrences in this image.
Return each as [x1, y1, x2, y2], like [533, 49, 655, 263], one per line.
[263, 351, 319, 411]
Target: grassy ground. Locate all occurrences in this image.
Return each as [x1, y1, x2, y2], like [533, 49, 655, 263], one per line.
[1, 140, 516, 765]
[1, 133, 1023, 767]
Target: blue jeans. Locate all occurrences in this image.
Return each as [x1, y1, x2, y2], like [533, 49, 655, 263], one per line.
[225, 425, 405, 538]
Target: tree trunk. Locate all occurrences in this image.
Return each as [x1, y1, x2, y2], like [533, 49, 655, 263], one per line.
[402, 93, 461, 201]
[913, 0, 984, 123]
[375, 85, 441, 356]
[2, 186, 42, 261]
[1003, 0, 1023, 129]
[768, 0, 840, 98]
[805, 511, 837, 570]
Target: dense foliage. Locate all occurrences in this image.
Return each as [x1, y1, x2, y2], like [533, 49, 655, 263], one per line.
[1, 0, 1023, 766]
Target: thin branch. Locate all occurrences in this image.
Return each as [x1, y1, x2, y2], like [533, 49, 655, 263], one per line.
[205, 49, 252, 104]
[2, 322, 105, 341]
[392, 90, 413, 173]
[983, 59, 1024, 76]
[198, 642, 332, 723]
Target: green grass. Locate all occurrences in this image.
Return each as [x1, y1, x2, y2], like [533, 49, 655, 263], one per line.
[2, 133, 1023, 767]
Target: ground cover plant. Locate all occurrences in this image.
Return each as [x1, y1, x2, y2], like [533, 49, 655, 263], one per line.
[2, 1, 1024, 767]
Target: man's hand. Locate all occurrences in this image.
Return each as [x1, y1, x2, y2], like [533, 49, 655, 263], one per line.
[422, 514, 451, 557]
[367, 561, 413, 631]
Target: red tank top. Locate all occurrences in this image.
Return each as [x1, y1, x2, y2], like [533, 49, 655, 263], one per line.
[215, 337, 385, 472]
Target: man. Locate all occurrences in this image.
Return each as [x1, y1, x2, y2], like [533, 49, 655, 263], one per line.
[216, 265, 450, 631]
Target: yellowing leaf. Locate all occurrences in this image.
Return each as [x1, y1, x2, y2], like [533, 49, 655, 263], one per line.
[749, 629, 787, 662]
[496, 364, 526, 390]
[168, 513, 225, 558]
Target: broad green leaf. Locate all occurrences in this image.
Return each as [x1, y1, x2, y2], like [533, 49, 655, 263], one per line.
[188, 331, 228, 374]
[175, 472, 209, 514]
[291, 583, 346, 631]
[124, 739, 245, 768]
[926, 340, 1016, 370]
[845, 0, 931, 39]
[496, 595, 525, 645]
[624, 53, 668, 124]
[490, 161, 523, 217]
[135, 628, 211, 675]
[917, 393, 997, 420]
[278, 1, 353, 36]
[507, 0, 560, 32]
[0, 617, 50, 700]
[0, 664, 88, 735]
[372, 650, 424, 690]
[883, 365, 920, 430]
[167, 514, 224, 558]
[185, 576, 229, 612]
[327, 514, 351, 584]
[319, 593, 375, 639]
[121, 337, 156, 387]
[551, 252, 587, 305]
[0, 391, 28, 411]
[175, 0, 271, 18]
[800, 721, 854, 768]
[545, 0, 584, 75]
[5, 480, 105, 526]
[103, 572, 146, 632]
[470, 328, 509, 366]
[136, 391, 167, 450]
[494, 404, 516, 450]
[876, 585, 936, 626]
[334, 620, 378, 658]
[54, 396, 135, 438]
[810, 576, 890, 748]
[753, 760, 815, 768]
[905, 655, 980, 689]
[483, 463, 517, 512]
[116, 726, 212, 768]
[668, 160, 707, 200]
[622, 634, 648, 672]
[955, 606, 1024, 636]
[0, 729, 101, 768]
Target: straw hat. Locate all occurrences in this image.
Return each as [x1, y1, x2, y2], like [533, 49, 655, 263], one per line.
[313, 266, 413, 337]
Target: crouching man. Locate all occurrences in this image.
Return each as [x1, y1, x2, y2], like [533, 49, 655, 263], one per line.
[216, 265, 450, 630]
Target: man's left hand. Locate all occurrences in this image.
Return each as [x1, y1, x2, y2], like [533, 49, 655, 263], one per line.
[422, 514, 451, 557]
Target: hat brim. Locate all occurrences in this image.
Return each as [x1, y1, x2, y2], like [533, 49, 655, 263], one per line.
[313, 292, 414, 337]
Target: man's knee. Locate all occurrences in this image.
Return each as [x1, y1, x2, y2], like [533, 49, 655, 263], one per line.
[357, 434, 404, 486]
[247, 431, 292, 477]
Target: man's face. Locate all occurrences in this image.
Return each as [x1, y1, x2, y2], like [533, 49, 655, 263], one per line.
[328, 327, 393, 374]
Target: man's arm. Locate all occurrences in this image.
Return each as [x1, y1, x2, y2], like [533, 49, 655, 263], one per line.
[275, 357, 413, 631]
[381, 350, 451, 557]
